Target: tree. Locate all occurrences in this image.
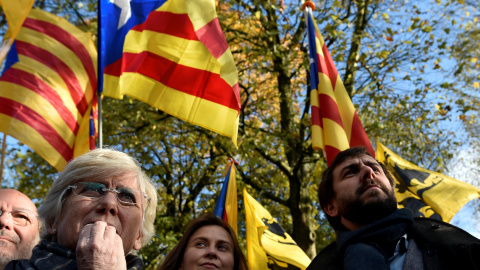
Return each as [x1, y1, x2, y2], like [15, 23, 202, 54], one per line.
[443, 0, 479, 185]
[216, 0, 475, 257]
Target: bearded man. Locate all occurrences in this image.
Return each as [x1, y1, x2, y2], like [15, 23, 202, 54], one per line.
[0, 189, 40, 270]
[307, 147, 480, 270]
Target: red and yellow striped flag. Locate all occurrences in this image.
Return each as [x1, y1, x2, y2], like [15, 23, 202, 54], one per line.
[0, 9, 97, 171]
[101, 0, 240, 146]
[305, 8, 374, 165]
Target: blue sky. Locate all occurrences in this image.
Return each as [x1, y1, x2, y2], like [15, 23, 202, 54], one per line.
[451, 199, 480, 238]
[448, 145, 480, 238]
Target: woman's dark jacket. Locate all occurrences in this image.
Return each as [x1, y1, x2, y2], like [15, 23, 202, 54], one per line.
[5, 240, 143, 270]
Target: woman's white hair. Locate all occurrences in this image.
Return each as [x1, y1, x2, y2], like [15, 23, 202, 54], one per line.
[38, 148, 157, 250]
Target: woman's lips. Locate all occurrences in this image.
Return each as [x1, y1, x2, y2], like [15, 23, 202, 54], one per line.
[200, 262, 218, 269]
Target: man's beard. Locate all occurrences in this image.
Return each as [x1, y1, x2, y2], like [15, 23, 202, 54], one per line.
[0, 230, 36, 268]
[341, 182, 397, 226]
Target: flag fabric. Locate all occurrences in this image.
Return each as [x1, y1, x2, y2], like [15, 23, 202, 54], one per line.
[0, 0, 35, 63]
[376, 141, 480, 222]
[244, 189, 311, 270]
[0, 9, 98, 171]
[213, 158, 237, 234]
[100, 0, 241, 146]
[305, 7, 374, 165]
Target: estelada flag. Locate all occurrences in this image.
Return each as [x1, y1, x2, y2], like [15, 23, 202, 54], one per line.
[213, 159, 238, 234]
[0, 9, 97, 171]
[244, 189, 311, 270]
[305, 7, 374, 165]
[377, 140, 480, 222]
[100, 0, 241, 146]
[0, 0, 34, 63]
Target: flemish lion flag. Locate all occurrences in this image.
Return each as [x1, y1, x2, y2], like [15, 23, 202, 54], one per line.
[100, 0, 240, 146]
[376, 141, 480, 222]
[244, 189, 311, 270]
[0, 9, 98, 171]
[304, 7, 374, 164]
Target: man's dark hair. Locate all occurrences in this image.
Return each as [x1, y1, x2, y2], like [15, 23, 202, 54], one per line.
[318, 146, 396, 230]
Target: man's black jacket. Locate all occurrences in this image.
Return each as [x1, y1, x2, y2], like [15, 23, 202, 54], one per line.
[307, 218, 480, 270]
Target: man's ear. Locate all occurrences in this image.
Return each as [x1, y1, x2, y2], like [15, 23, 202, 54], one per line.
[324, 201, 339, 217]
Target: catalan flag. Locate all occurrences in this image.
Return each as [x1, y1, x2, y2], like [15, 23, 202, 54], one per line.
[304, 6, 374, 165]
[0, 9, 97, 171]
[100, 0, 241, 146]
[376, 140, 480, 222]
[244, 189, 311, 270]
[0, 0, 34, 63]
[213, 158, 237, 234]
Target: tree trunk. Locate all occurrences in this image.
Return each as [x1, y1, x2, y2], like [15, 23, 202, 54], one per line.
[344, 0, 371, 97]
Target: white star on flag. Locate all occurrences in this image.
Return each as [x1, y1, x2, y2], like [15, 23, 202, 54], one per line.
[110, 0, 131, 29]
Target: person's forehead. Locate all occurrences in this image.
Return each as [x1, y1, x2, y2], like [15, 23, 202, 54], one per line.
[344, 154, 377, 165]
[192, 225, 233, 243]
[85, 172, 138, 187]
[0, 190, 37, 212]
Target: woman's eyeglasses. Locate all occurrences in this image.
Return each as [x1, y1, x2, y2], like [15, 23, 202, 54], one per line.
[66, 182, 150, 207]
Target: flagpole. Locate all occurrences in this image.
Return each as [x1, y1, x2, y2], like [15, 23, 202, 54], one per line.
[302, 2, 313, 47]
[98, 93, 103, 148]
[0, 133, 7, 187]
[97, 0, 103, 148]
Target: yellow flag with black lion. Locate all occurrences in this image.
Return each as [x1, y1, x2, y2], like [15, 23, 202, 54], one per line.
[244, 189, 311, 270]
[376, 140, 480, 222]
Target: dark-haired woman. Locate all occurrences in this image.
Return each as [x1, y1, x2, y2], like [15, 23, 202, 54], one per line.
[159, 213, 248, 270]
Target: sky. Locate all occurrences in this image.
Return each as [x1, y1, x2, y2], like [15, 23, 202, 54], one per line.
[450, 199, 480, 238]
[447, 145, 480, 238]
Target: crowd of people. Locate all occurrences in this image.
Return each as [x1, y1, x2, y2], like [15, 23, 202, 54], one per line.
[0, 147, 478, 269]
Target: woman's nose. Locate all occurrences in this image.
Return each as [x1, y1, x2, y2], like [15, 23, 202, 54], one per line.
[205, 247, 218, 259]
[96, 192, 119, 215]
